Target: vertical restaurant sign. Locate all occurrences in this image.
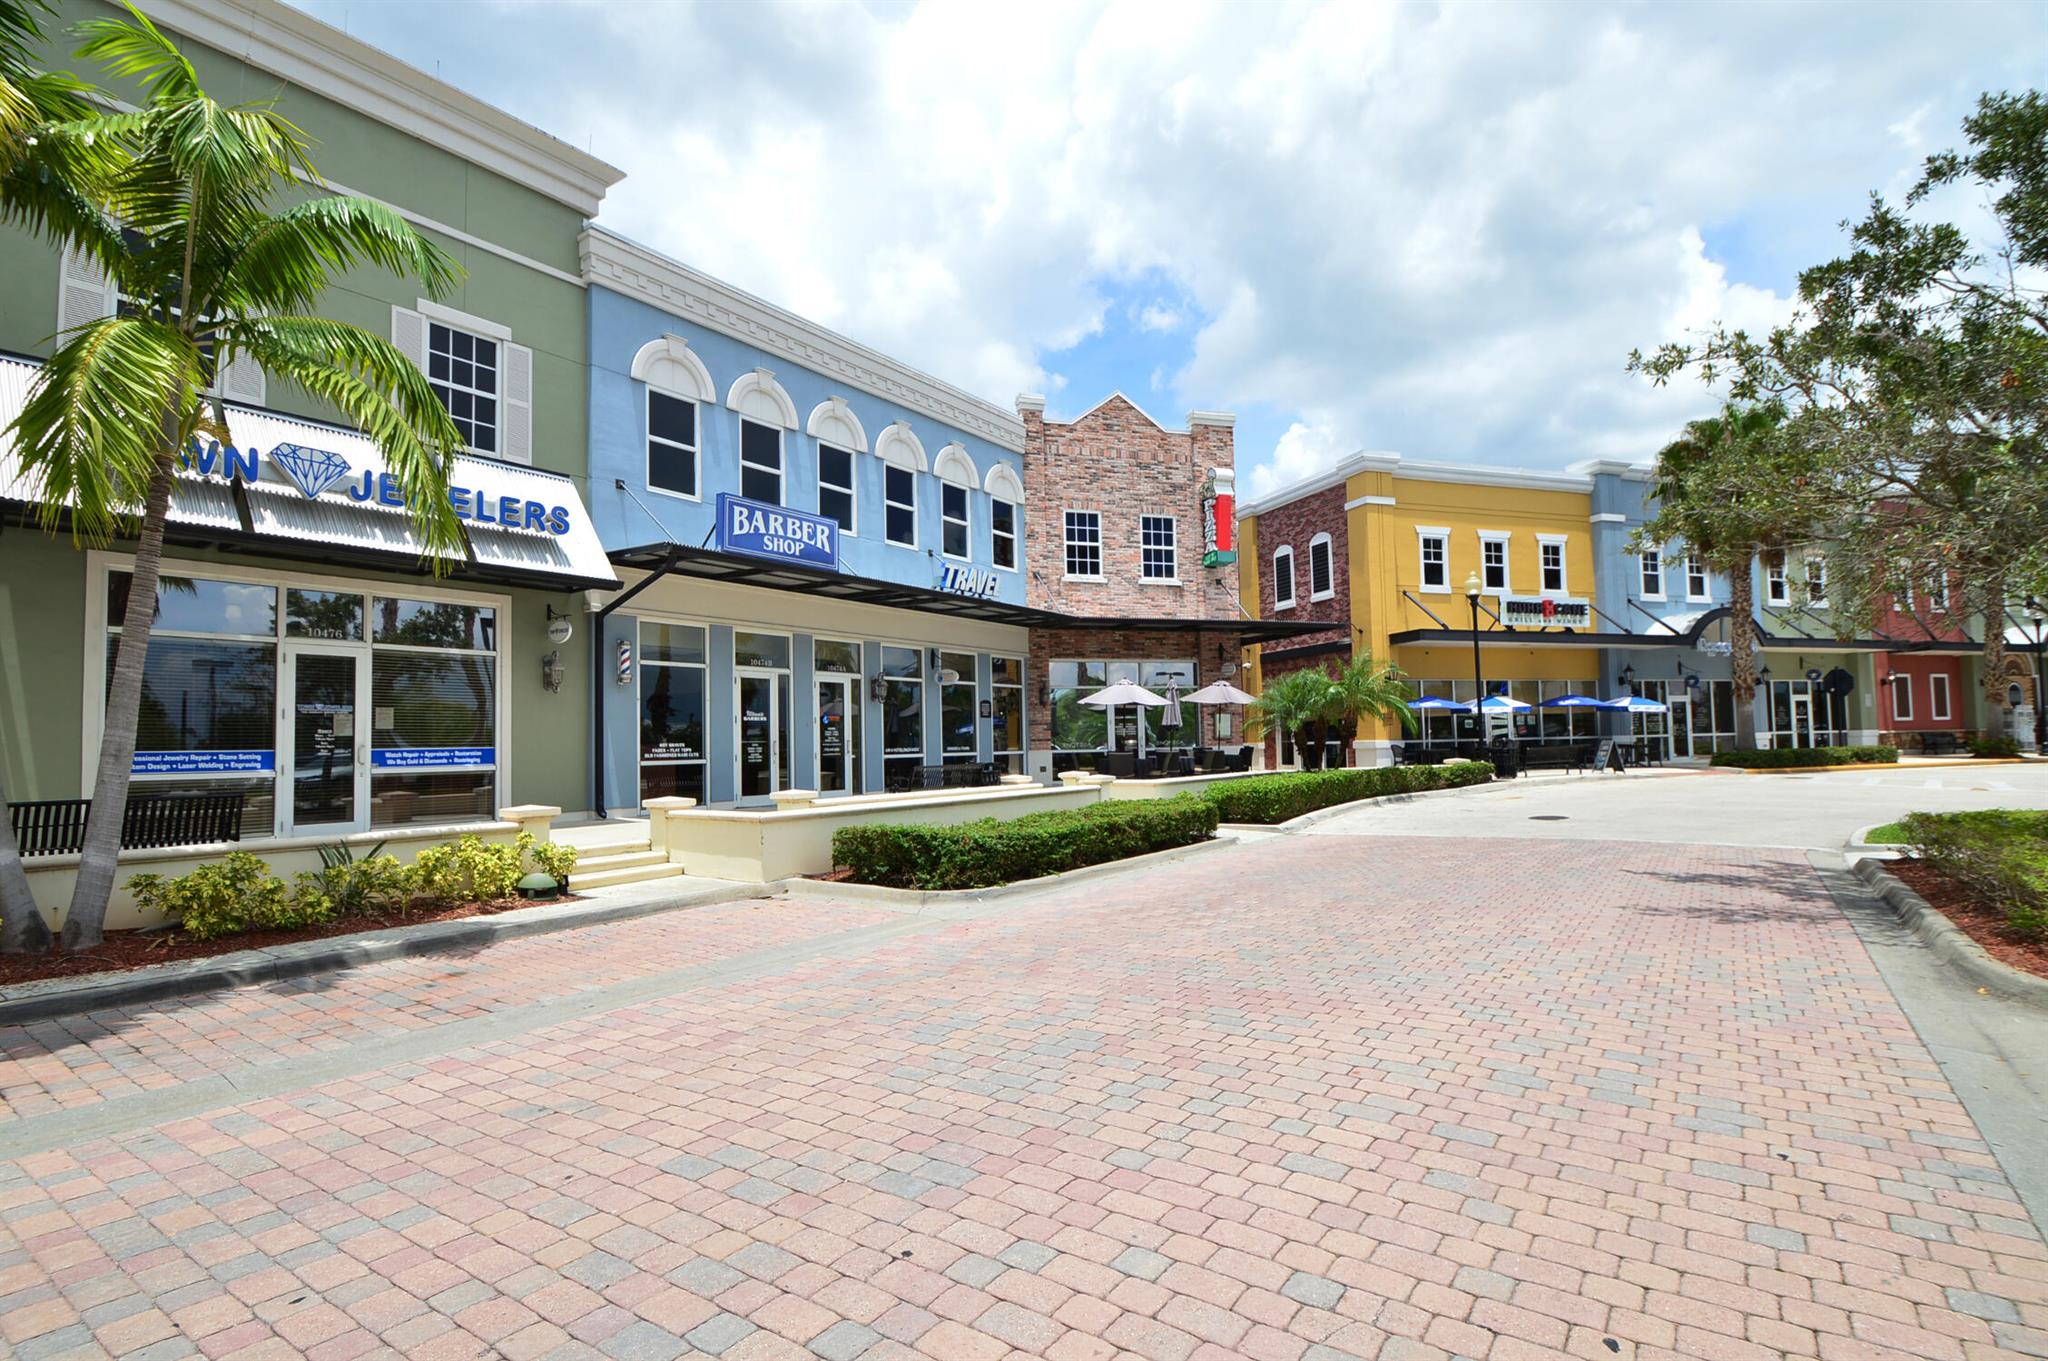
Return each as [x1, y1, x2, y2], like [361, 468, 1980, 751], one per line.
[1201, 467, 1236, 567]
[716, 492, 839, 571]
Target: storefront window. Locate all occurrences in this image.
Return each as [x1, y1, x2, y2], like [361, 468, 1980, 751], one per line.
[880, 645, 925, 787]
[734, 631, 790, 669]
[813, 639, 861, 674]
[1140, 661, 1197, 751]
[1049, 660, 1108, 755]
[369, 597, 497, 828]
[107, 572, 278, 837]
[992, 656, 1025, 773]
[286, 589, 364, 641]
[941, 651, 977, 761]
[640, 620, 707, 805]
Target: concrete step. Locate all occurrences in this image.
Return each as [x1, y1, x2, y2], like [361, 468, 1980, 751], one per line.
[571, 860, 687, 890]
[572, 839, 654, 859]
[574, 848, 667, 873]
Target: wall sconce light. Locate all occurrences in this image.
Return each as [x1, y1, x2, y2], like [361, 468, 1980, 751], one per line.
[869, 674, 889, 703]
[541, 649, 564, 693]
[927, 647, 942, 672]
[1618, 664, 1635, 690]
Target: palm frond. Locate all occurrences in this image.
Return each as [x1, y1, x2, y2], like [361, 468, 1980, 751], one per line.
[73, 2, 199, 104]
[8, 314, 203, 543]
[223, 195, 462, 316]
[225, 314, 467, 563]
[0, 142, 123, 269]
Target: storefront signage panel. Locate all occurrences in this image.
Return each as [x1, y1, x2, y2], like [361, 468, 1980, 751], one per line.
[133, 750, 276, 775]
[715, 493, 838, 570]
[1201, 472, 1236, 567]
[938, 562, 1001, 599]
[184, 438, 574, 536]
[1500, 595, 1591, 628]
[371, 746, 495, 769]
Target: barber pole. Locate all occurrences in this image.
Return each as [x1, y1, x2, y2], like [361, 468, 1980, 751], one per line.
[616, 638, 634, 686]
[1201, 467, 1237, 567]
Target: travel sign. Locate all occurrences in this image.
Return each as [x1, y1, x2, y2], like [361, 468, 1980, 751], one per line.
[716, 492, 839, 570]
[183, 437, 574, 536]
[1500, 595, 1591, 628]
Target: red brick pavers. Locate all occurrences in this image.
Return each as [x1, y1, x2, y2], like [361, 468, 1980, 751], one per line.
[3, 836, 2044, 1360]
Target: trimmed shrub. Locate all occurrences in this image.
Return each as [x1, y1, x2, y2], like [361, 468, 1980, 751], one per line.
[128, 851, 338, 940]
[1199, 761, 1494, 825]
[1709, 745, 1898, 769]
[833, 795, 1219, 890]
[1968, 735, 2023, 759]
[1900, 810, 2048, 940]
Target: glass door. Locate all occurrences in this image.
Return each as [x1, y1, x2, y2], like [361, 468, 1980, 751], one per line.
[736, 669, 782, 801]
[1790, 691, 1815, 748]
[284, 644, 367, 836]
[816, 676, 860, 796]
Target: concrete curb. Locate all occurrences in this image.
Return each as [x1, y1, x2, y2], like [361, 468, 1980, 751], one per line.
[1846, 822, 1913, 854]
[0, 880, 777, 1026]
[1852, 856, 2048, 1011]
[779, 833, 1242, 910]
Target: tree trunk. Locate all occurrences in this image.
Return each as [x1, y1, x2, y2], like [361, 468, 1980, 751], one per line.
[64, 451, 179, 951]
[0, 761, 52, 955]
[1979, 575, 2010, 738]
[1728, 553, 1761, 751]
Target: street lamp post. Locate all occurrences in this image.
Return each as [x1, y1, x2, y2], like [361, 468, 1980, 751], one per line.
[2029, 598, 2047, 754]
[1465, 572, 1484, 742]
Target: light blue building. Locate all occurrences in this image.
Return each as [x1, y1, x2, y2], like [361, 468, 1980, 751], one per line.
[579, 228, 1037, 811]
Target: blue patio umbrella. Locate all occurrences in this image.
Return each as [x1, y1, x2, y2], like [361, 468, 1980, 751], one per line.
[1539, 693, 1608, 708]
[1475, 694, 1532, 711]
[1606, 695, 1669, 713]
[1407, 696, 1470, 710]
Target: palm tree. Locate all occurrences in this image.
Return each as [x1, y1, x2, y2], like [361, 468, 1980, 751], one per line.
[1, 5, 469, 950]
[1327, 653, 1415, 763]
[1245, 667, 1338, 769]
[1640, 402, 1803, 751]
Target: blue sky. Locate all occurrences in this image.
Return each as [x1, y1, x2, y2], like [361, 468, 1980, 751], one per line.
[294, 0, 2048, 497]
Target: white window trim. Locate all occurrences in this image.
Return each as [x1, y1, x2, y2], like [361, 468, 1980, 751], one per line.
[1804, 554, 1829, 608]
[940, 482, 972, 563]
[738, 417, 785, 507]
[1765, 554, 1790, 607]
[817, 441, 858, 538]
[1272, 545, 1296, 611]
[1685, 553, 1711, 603]
[1140, 514, 1179, 585]
[1063, 509, 1104, 582]
[81, 548, 510, 820]
[884, 463, 919, 550]
[1537, 533, 1569, 596]
[1416, 525, 1451, 595]
[991, 498, 1019, 573]
[1930, 673, 1952, 722]
[1638, 546, 1665, 603]
[1477, 531, 1511, 595]
[417, 297, 514, 341]
[644, 388, 701, 505]
[1892, 673, 1914, 722]
[1308, 532, 1335, 601]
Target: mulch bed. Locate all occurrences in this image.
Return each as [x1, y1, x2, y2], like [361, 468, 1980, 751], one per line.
[0, 894, 582, 989]
[1888, 860, 2048, 980]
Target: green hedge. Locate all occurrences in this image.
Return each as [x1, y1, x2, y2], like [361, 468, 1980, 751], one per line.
[1900, 810, 2048, 940]
[832, 795, 1219, 891]
[1969, 735, 2024, 759]
[1709, 745, 1899, 769]
[1199, 761, 1494, 825]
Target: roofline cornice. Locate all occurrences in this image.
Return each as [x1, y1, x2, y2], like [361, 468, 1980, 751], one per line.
[142, 0, 624, 217]
[582, 227, 1027, 454]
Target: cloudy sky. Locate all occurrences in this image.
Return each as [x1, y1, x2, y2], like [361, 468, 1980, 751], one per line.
[294, 0, 2046, 496]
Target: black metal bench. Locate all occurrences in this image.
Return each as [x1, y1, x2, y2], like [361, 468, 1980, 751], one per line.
[1920, 732, 1963, 756]
[886, 762, 1001, 793]
[1519, 743, 1596, 774]
[9, 791, 248, 858]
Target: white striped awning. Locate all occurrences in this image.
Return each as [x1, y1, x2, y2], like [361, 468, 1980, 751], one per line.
[0, 355, 618, 590]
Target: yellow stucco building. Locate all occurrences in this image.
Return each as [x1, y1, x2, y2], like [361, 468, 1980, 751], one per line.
[1237, 454, 1608, 764]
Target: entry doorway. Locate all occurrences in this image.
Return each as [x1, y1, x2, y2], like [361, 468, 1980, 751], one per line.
[1790, 691, 1816, 748]
[815, 676, 861, 796]
[735, 669, 789, 801]
[282, 642, 368, 837]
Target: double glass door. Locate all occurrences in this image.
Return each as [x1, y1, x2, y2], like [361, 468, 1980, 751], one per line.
[283, 643, 368, 836]
[816, 676, 861, 796]
[735, 669, 790, 801]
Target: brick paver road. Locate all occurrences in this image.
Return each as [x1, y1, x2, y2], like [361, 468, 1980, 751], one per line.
[3, 835, 2044, 1360]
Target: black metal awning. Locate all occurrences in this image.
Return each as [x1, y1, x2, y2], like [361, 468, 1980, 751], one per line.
[1390, 603, 1985, 656]
[606, 542, 1325, 640]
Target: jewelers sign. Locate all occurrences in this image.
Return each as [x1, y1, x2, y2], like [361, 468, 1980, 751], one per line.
[1500, 595, 1591, 628]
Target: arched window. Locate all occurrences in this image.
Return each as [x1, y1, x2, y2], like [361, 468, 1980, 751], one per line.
[984, 463, 1025, 571]
[807, 397, 867, 533]
[631, 336, 717, 500]
[876, 422, 926, 547]
[1308, 533, 1334, 601]
[934, 445, 977, 560]
[1273, 545, 1296, 610]
[726, 369, 798, 505]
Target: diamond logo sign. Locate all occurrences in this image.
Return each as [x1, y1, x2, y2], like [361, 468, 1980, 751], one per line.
[268, 443, 353, 500]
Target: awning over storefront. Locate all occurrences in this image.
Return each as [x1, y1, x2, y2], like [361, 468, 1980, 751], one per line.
[0, 355, 619, 592]
[1393, 603, 1988, 656]
[605, 541, 1325, 642]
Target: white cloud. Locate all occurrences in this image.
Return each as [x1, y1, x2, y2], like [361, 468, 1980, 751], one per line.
[297, 0, 2048, 489]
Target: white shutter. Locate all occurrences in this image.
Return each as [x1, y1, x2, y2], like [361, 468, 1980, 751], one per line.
[391, 304, 428, 371]
[57, 243, 117, 338]
[501, 341, 532, 465]
[217, 347, 266, 406]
